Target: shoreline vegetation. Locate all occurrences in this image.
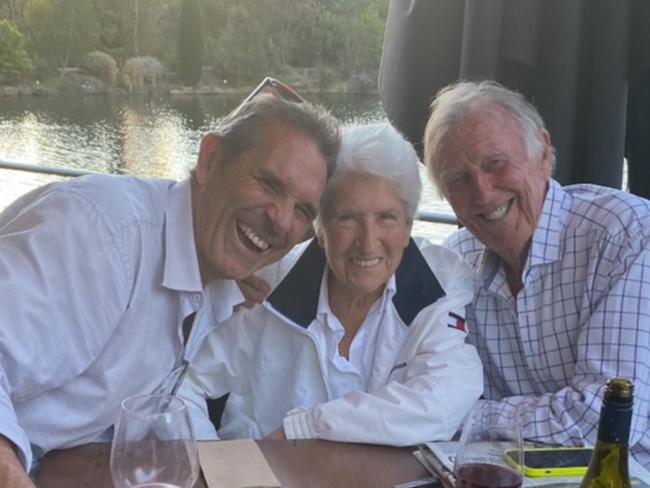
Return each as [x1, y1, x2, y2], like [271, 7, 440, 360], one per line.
[0, 0, 388, 98]
[0, 67, 379, 98]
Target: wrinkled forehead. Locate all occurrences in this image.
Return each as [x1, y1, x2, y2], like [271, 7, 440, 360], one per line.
[438, 105, 528, 166]
[322, 171, 407, 213]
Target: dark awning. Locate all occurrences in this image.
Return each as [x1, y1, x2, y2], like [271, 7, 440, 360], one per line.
[379, 0, 650, 198]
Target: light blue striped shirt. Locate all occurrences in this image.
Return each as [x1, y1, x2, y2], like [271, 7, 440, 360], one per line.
[445, 179, 650, 467]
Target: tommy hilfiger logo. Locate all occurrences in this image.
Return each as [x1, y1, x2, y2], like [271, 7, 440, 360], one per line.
[447, 311, 466, 332]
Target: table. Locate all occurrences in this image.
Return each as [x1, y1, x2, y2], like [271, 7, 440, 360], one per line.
[35, 439, 433, 488]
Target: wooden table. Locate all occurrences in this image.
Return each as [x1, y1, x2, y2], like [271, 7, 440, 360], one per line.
[35, 439, 433, 488]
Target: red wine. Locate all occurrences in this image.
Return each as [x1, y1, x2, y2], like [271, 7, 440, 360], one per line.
[456, 463, 523, 488]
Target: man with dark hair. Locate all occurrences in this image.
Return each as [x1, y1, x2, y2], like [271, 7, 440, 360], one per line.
[0, 88, 340, 487]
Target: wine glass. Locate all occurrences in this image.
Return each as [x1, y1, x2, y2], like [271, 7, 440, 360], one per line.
[110, 394, 199, 488]
[454, 404, 524, 488]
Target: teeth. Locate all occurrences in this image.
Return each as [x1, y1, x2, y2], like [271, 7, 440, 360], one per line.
[238, 222, 270, 251]
[484, 202, 511, 221]
[351, 257, 381, 267]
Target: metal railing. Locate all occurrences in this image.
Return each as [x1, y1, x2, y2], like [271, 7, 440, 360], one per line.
[1, 158, 459, 226]
[415, 210, 458, 225]
[0, 159, 91, 178]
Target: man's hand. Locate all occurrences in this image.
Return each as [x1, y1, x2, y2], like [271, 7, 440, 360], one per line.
[236, 274, 271, 310]
[265, 426, 286, 440]
[0, 436, 35, 488]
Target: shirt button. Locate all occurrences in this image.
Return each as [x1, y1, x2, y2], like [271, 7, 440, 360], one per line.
[193, 294, 201, 302]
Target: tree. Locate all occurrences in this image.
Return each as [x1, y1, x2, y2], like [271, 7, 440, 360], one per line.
[315, 0, 386, 78]
[269, 0, 320, 67]
[0, 0, 27, 22]
[0, 18, 32, 83]
[177, 0, 203, 86]
[211, 1, 281, 84]
[23, 0, 100, 73]
[93, 0, 177, 66]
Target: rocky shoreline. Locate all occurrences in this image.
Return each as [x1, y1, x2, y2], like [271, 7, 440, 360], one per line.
[0, 70, 377, 98]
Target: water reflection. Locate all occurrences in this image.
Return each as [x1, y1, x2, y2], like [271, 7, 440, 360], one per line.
[0, 93, 386, 176]
[0, 93, 455, 242]
[118, 103, 193, 178]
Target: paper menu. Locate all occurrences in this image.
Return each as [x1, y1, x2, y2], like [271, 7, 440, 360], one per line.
[198, 439, 281, 488]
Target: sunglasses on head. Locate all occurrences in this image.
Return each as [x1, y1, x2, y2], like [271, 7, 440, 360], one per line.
[233, 77, 305, 114]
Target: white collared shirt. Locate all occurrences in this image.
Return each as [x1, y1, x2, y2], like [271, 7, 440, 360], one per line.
[0, 174, 243, 470]
[316, 268, 395, 397]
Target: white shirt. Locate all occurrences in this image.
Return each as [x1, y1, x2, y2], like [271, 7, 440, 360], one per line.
[445, 180, 650, 467]
[0, 175, 243, 470]
[315, 268, 394, 397]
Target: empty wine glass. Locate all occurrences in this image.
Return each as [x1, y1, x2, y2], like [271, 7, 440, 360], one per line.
[454, 404, 524, 488]
[110, 394, 199, 488]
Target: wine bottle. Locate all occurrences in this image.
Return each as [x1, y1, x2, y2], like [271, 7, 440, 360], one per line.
[579, 377, 633, 488]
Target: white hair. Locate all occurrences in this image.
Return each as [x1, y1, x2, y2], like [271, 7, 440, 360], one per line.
[319, 123, 422, 223]
[424, 80, 556, 196]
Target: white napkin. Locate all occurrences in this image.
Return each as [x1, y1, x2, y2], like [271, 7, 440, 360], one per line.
[198, 439, 281, 488]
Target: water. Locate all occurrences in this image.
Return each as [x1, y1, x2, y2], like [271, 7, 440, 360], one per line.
[0, 93, 455, 242]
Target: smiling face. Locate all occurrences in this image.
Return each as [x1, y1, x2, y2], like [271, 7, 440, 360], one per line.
[318, 173, 412, 301]
[192, 123, 327, 282]
[437, 105, 552, 269]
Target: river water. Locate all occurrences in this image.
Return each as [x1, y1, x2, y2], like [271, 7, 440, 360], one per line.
[0, 93, 455, 242]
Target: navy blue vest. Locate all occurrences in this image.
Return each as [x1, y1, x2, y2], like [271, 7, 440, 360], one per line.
[267, 238, 445, 328]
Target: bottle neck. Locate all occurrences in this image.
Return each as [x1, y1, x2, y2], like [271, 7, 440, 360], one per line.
[597, 402, 632, 444]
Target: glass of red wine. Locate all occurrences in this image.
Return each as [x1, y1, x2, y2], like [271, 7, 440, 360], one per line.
[110, 394, 199, 488]
[453, 404, 524, 488]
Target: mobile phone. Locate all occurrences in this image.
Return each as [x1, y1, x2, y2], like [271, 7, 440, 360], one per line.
[503, 447, 593, 477]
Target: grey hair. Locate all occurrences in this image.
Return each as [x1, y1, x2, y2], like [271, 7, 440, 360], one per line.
[208, 92, 341, 180]
[319, 123, 422, 223]
[423, 80, 556, 196]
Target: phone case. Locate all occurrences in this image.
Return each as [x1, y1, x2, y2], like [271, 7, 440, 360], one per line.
[503, 447, 591, 477]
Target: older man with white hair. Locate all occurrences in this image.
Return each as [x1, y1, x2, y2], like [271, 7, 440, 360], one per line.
[424, 80, 650, 467]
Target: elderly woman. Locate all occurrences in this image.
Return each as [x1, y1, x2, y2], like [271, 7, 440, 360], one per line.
[182, 123, 483, 445]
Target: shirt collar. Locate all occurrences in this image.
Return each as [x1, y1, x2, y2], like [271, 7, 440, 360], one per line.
[162, 178, 203, 293]
[315, 269, 397, 321]
[207, 278, 245, 323]
[527, 179, 567, 267]
[267, 238, 443, 328]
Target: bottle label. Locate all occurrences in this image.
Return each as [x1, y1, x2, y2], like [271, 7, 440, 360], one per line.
[599, 404, 632, 443]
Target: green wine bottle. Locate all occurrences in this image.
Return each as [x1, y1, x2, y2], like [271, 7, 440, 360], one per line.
[579, 377, 633, 488]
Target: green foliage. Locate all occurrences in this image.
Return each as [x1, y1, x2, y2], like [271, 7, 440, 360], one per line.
[0, 0, 28, 23]
[316, 0, 386, 77]
[268, 0, 321, 67]
[82, 51, 117, 85]
[205, 0, 388, 86]
[177, 0, 204, 86]
[92, 0, 178, 67]
[23, 0, 100, 72]
[208, 1, 279, 84]
[4, 0, 389, 88]
[0, 19, 32, 83]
